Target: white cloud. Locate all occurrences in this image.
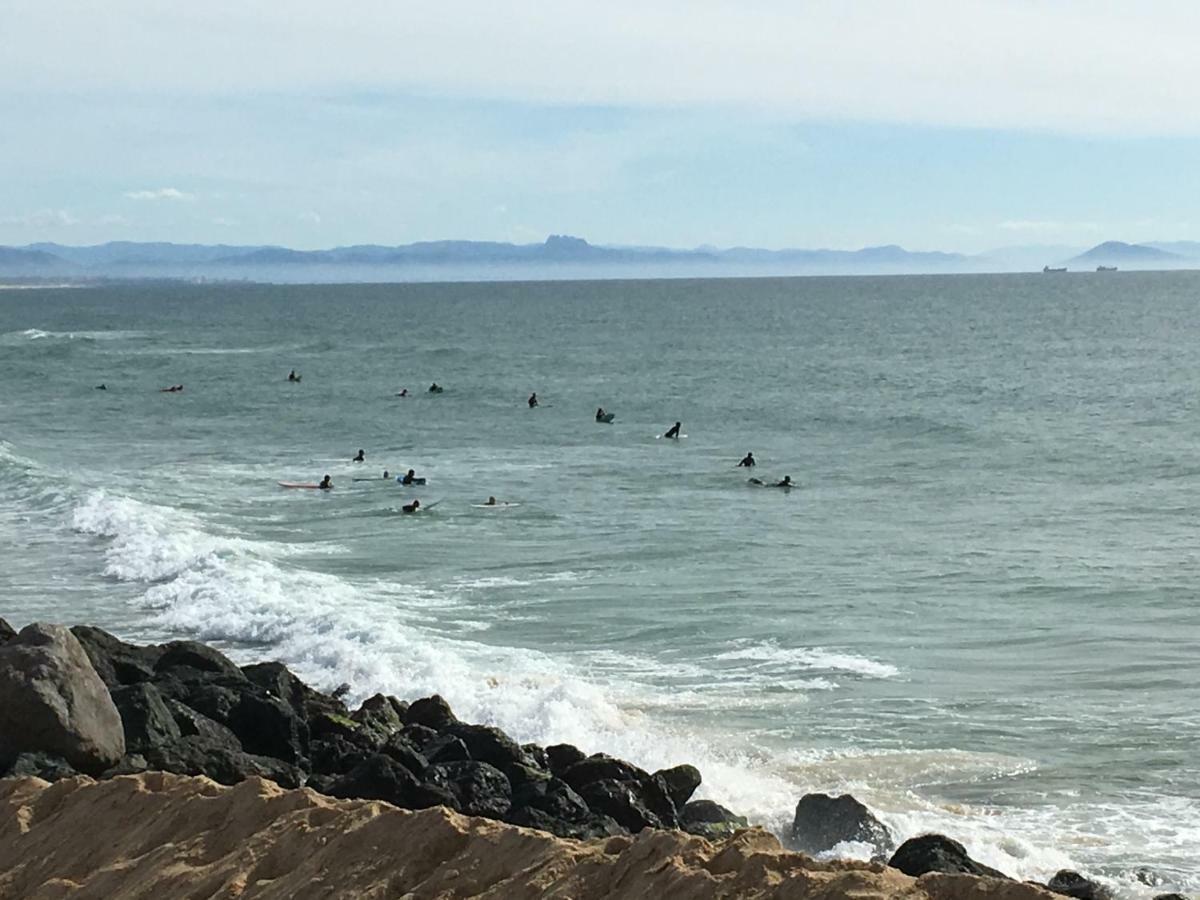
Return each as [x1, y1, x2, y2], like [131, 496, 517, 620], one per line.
[0, 208, 79, 227]
[5, 1, 1200, 135]
[97, 213, 130, 226]
[299, 210, 321, 225]
[124, 187, 195, 201]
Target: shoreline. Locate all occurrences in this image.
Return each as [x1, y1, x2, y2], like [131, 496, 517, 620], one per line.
[0, 620, 1189, 899]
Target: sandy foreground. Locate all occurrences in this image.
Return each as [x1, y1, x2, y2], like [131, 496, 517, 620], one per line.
[0, 773, 1056, 900]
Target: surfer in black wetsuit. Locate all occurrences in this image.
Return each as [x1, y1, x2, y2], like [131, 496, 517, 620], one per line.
[401, 469, 417, 485]
[95, 384, 107, 390]
[397, 388, 408, 397]
[382, 470, 390, 479]
[664, 421, 681, 439]
[288, 370, 300, 382]
[775, 476, 792, 488]
[738, 452, 755, 467]
[402, 499, 421, 514]
[528, 392, 538, 408]
[596, 407, 606, 421]
[429, 383, 441, 393]
[485, 496, 497, 506]
[318, 474, 332, 490]
[353, 449, 365, 463]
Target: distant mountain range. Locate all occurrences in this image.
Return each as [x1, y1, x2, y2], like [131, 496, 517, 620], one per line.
[1, 235, 1198, 283]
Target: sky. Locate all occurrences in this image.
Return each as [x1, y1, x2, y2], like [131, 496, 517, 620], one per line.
[3, 1, 1200, 253]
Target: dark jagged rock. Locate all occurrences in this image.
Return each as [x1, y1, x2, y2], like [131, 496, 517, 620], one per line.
[1047, 870, 1114, 900]
[226, 692, 308, 764]
[446, 723, 535, 775]
[1151, 894, 1190, 900]
[545, 743, 586, 775]
[655, 764, 701, 809]
[510, 775, 590, 823]
[325, 752, 457, 811]
[164, 699, 241, 751]
[398, 723, 438, 750]
[577, 778, 667, 833]
[308, 736, 372, 776]
[380, 734, 429, 776]
[154, 676, 244, 724]
[70, 625, 161, 687]
[405, 694, 458, 731]
[888, 834, 1009, 879]
[561, 754, 678, 828]
[423, 734, 470, 764]
[522, 743, 549, 771]
[0, 623, 125, 775]
[4, 751, 78, 781]
[790, 792, 893, 858]
[0, 618, 16, 644]
[506, 763, 551, 789]
[309, 711, 369, 743]
[561, 755, 647, 791]
[351, 694, 407, 743]
[142, 736, 303, 789]
[680, 799, 749, 838]
[154, 641, 246, 680]
[426, 760, 512, 819]
[241, 661, 347, 721]
[110, 683, 182, 753]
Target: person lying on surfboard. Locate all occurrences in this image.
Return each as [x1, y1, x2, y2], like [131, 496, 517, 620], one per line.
[402, 499, 421, 514]
[319, 475, 332, 490]
[775, 476, 793, 488]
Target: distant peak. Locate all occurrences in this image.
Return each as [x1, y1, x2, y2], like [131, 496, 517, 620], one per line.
[544, 234, 589, 248]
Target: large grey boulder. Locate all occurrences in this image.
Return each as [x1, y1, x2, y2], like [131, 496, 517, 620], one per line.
[0, 623, 125, 775]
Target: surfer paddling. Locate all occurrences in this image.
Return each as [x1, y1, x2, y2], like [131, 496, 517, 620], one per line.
[318, 475, 332, 490]
[401, 499, 421, 514]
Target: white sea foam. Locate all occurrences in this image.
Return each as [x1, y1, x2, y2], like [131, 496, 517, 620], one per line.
[1, 328, 146, 342]
[715, 639, 900, 679]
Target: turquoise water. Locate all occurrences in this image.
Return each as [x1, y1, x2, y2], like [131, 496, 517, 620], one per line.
[1, 274, 1197, 893]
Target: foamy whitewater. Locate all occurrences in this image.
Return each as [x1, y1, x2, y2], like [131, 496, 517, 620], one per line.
[2, 276, 1198, 895]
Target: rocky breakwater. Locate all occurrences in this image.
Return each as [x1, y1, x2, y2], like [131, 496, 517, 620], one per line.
[0, 619, 1192, 900]
[0, 620, 743, 843]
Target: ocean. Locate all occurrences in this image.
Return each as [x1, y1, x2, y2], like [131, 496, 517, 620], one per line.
[1, 273, 1197, 893]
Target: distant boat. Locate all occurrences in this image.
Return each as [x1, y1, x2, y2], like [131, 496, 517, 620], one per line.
[1043, 265, 1067, 273]
[1096, 265, 1117, 272]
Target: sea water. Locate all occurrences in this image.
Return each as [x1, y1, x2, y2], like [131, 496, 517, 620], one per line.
[1, 274, 1197, 893]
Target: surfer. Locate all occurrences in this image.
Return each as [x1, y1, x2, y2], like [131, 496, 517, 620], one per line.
[382, 470, 390, 479]
[485, 496, 497, 506]
[775, 476, 793, 488]
[397, 388, 408, 397]
[160, 384, 183, 393]
[288, 370, 300, 383]
[353, 449, 365, 463]
[95, 384, 107, 390]
[318, 475, 332, 490]
[429, 383, 442, 393]
[737, 452, 756, 467]
[528, 392, 538, 408]
[401, 469, 418, 485]
[401, 499, 421, 514]
[664, 421, 681, 440]
[595, 407, 606, 421]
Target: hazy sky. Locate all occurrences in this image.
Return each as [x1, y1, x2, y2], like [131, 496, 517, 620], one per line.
[4, 1, 1200, 252]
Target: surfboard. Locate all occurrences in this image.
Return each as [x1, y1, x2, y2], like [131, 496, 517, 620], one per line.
[395, 477, 427, 485]
[472, 502, 521, 508]
[596, 414, 615, 423]
[656, 434, 687, 440]
[352, 477, 393, 483]
[278, 481, 325, 489]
